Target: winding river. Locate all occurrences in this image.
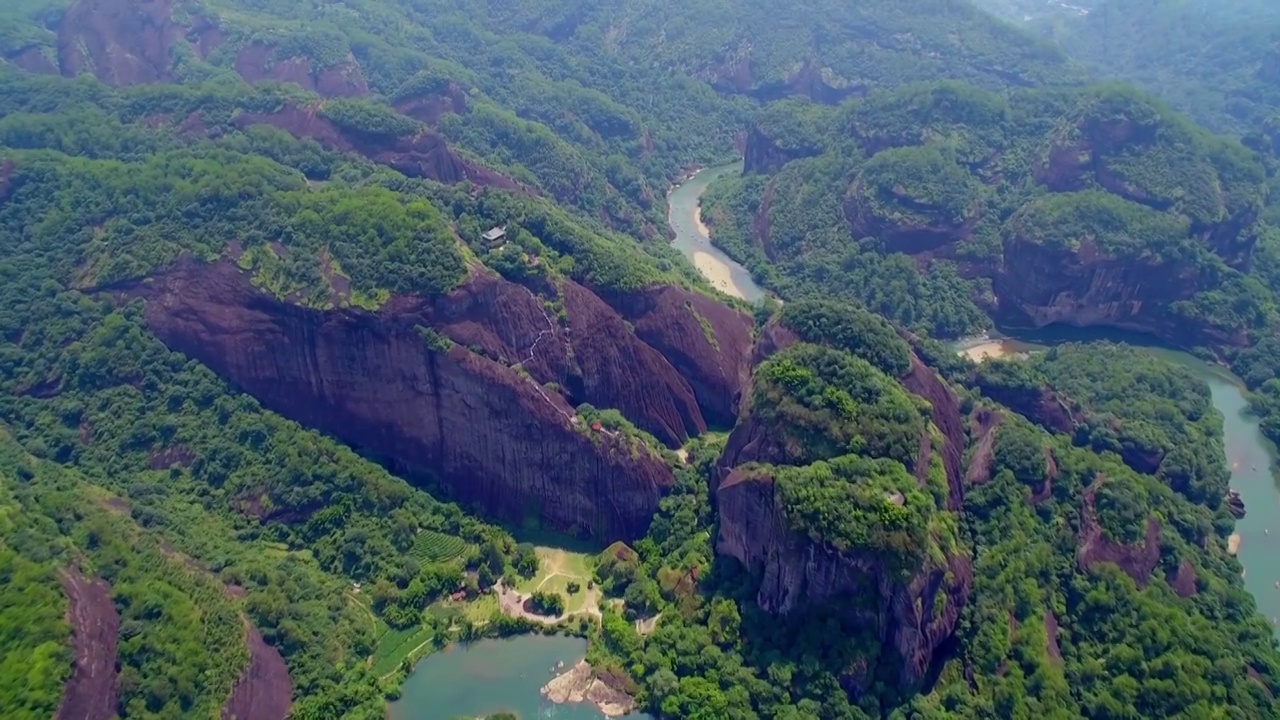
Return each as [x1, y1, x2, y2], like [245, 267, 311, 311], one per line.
[671, 166, 1280, 630]
[393, 166, 1280, 715]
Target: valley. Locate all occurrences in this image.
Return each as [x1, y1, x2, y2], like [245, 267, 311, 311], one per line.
[1, 0, 1280, 718]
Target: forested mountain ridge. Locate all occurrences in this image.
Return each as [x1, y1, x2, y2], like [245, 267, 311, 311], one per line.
[973, 0, 1280, 144]
[0, 0, 1278, 718]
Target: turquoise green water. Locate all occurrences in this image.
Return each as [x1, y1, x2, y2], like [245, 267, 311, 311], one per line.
[667, 164, 767, 304]
[390, 635, 653, 720]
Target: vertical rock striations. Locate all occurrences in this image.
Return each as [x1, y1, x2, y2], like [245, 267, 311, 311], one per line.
[132, 259, 753, 539]
[715, 468, 971, 689]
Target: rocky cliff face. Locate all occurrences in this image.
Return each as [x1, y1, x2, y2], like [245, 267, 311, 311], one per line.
[708, 53, 862, 104]
[221, 625, 291, 720]
[232, 102, 520, 190]
[38, 0, 370, 98]
[716, 469, 972, 689]
[131, 258, 751, 539]
[232, 43, 369, 98]
[56, 0, 191, 86]
[845, 182, 982, 256]
[55, 567, 119, 720]
[993, 235, 1245, 346]
[602, 286, 755, 429]
[742, 126, 822, 175]
[714, 340, 973, 690]
[1076, 477, 1161, 586]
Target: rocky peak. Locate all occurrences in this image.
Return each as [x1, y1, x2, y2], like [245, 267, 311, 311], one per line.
[127, 256, 757, 540]
[715, 467, 971, 689]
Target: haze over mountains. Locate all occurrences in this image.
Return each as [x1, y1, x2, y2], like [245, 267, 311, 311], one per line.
[1, 0, 1280, 718]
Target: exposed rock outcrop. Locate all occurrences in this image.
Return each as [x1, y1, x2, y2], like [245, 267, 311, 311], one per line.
[708, 52, 861, 104]
[221, 625, 292, 720]
[56, 0, 189, 86]
[716, 468, 971, 688]
[992, 235, 1245, 347]
[48, 0, 369, 98]
[233, 43, 368, 98]
[233, 102, 520, 190]
[55, 567, 119, 720]
[900, 352, 966, 510]
[1077, 477, 1161, 586]
[129, 258, 758, 539]
[965, 407, 1003, 487]
[743, 125, 822, 175]
[1167, 558, 1198, 598]
[603, 286, 755, 428]
[394, 82, 470, 126]
[845, 182, 982, 256]
[974, 377, 1076, 436]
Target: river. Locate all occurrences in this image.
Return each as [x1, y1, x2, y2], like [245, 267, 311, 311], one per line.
[395, 168, 1279, 715]
[672, 166, 1280, 630]
[390, 635, 653, 720]
[667, 163, 767, 304]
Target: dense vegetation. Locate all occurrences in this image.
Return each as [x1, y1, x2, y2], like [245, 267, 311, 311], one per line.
[702, 80, 1276, 342]
[582, 340, 1279, 719]
[752, 344, 927, 469]
[1, 0, 1279, 718]
[984, 0, 1280, 144]
[976, 343, 1231, 506]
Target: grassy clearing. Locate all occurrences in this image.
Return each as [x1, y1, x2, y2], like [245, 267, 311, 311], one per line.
[515, 547, 595, 614]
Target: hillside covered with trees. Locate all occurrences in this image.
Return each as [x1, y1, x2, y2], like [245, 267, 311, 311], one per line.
[0, 0, 1278, 718]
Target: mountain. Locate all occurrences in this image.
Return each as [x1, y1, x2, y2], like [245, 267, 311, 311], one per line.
[0, 0, 1277, 718]
[973, 0, 1280, 145]
[705, 81, 1275, 345]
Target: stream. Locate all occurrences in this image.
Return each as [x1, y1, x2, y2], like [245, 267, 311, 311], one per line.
[673, 166, 1280, 630]
[392, 166, 1280, 716]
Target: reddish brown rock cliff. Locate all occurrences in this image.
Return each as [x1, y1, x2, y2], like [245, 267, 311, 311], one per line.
[55, 567, 119, 720]
[716, 468, 971, 688]
[234, 43, 368, 98]
[1077, 476, 1161, 586]
[221, 624, 292, 720]
[130, 259, 763, 538]
[56, 0, 188, 86]
[233, 102, 520, 190]
[900, 352, 966, 510]
[604, 286, 755, 428]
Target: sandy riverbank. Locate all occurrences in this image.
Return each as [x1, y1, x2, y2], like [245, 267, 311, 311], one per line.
[962, 341, 1012, 362]
[691, 250, 746, 300]
[542, 660, 637, 717]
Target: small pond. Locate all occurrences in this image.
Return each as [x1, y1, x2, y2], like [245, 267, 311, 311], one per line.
[390, 635, 653, 720]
